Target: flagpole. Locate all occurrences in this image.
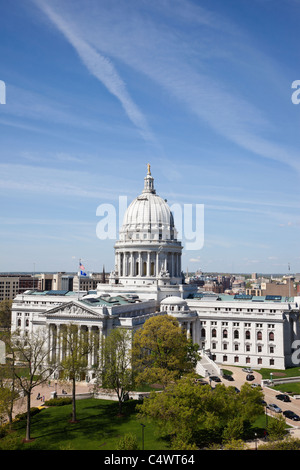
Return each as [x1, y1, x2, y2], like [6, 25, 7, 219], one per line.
[78, 258, 80, 300]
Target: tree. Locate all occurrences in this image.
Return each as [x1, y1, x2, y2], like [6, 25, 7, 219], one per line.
[4, 329, 57, 441]
[97, 328, 133, 415]
[117, 433, 139, 450]
[58, 323, 92, 423]
[137, 377, 264, 448]
[0, 300, 12, 330]
[132, 315, 199, 389]
[0, 359, 20, 428]
[266, 414, 288, 441]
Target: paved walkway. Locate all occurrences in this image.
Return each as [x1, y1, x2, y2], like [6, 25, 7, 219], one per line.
[12, 380, 92, 418]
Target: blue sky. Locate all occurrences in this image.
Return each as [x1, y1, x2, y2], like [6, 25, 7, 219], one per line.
[1, 0, 300, 275]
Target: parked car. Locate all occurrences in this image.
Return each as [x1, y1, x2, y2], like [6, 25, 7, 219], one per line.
[251, 383, 261, 388]
[283, 410, 300, 421]
[276, 394, 291, 402]
[267, 403, 282, 413]
[209, 376, 221, 382]
[223, 374, 234, 381]
[242, 368, 253, 373]
[246, 374, 255, 381]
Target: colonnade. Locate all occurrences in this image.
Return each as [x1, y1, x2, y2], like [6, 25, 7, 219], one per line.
[116, 249, 181, 278]
[48, 323, 103, 370]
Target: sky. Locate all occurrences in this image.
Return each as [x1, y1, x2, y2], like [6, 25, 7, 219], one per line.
[0, 0, 300, 275]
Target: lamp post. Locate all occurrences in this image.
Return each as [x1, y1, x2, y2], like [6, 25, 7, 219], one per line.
[140, 423, 146, 450]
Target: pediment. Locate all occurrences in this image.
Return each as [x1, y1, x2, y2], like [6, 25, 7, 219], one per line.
[43, 300, 106, 320]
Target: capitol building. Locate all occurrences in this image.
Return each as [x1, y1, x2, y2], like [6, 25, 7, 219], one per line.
[11, 166, 300, 377]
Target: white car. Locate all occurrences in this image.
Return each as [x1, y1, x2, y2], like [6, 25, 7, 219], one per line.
[242, 367, 253, 373]
[267, 403, 282, 413]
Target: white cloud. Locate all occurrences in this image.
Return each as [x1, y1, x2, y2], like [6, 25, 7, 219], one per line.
[33, 0, 155, 144]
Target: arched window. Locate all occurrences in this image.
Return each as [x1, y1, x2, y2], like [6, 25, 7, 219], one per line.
[269, 331, 274, 341]
[17, 319, 21, 327]
[257, 331, 262, 340]
[201, 328, 206, 338]
[245, 330, 251, 340]
[212, 328, 217, 338]
[234, 330, 239, 339]
[223, 329, 228, 338]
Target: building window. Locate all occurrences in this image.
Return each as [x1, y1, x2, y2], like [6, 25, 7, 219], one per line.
[201, 328, 206, 338]
[245, 330, 251, 340]
[223, 329, 228, 338]
[257, 331, 262, 340]
[234, 356, 239, 363]
[234, 330, 239, 339]
[211, 328, 217, 338]
[269, 332, 274, 341]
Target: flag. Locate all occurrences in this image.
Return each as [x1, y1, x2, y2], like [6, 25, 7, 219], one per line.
[79, 260, 87, 277]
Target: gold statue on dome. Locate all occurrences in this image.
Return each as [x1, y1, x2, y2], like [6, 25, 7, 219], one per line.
[147, 163, 151, 175]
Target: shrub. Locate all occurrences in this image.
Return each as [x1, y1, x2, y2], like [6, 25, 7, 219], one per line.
[116, 433, 139, 450]
[44, 397, 72, 406]
[15, 407, 42, 421]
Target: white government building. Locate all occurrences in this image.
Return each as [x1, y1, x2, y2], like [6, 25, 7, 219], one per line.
[11, 166, 300, 377]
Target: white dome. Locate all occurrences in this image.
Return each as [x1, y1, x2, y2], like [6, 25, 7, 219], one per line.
[120, 166, 176, 241]
[122, 193, 174, 229]
[161, 296, 186, 306]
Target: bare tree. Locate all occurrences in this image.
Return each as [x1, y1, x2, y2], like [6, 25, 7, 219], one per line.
[6, 329, 57, 442]
[0, 358, 20, 428]
[96, 328, 133, 415]
[58, 323, 92, 423]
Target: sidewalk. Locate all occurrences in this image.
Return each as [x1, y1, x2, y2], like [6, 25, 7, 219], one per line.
[12, 380, 92, 418]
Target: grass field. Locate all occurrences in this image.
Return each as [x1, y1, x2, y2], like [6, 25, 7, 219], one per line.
[9, 398, 169, 450]
[2, 397, 279, 450]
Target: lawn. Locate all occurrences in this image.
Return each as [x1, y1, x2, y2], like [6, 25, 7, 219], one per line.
[3, 397, 276, 450]
[8, 398, 169, 450]
[259, 367, 300, 380]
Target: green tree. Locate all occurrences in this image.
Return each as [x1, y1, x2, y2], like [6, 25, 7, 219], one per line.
[117, 433, 139, 450]
[97, 328, 133, 415]
[137, 377, 264, 448]
[266, 414, 288, 441]
[0, 300, 12, 330]
[0, 353, 20, 427]
[132, 315, 199, 389]
[258, 436, 300, 450]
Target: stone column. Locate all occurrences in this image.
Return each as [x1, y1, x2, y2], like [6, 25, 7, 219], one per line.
[147, 251, 151, 277]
